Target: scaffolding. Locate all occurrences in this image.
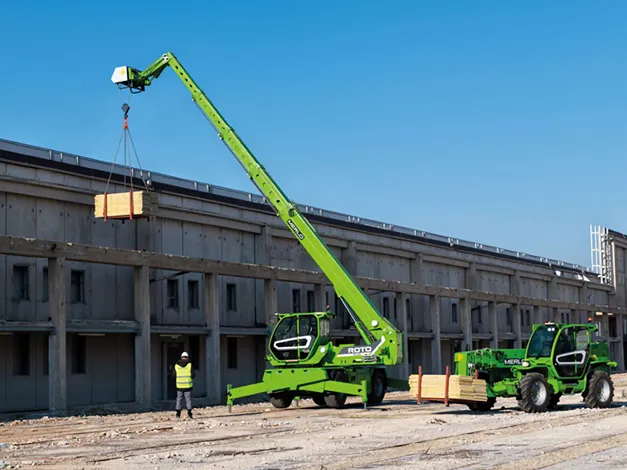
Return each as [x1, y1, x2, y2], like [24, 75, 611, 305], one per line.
[590, 225, 613, 285]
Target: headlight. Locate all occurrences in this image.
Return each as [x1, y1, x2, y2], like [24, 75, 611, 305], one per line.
[522, 361, 529, 367]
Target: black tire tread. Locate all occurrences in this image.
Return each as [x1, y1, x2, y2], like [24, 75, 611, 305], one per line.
[584, 370, 614, 409]
[517, 372, 551, 413]
[367, 369, 387, 406]
[269, 392, 293, 409]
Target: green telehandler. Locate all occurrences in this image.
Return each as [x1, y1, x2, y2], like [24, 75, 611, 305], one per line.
[110, 52, 406, 410]
[454, 321, 617, 413]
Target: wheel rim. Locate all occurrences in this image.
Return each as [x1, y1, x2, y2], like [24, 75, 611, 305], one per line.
[531, 381, 547, 406]
[595, 379, 611, 402]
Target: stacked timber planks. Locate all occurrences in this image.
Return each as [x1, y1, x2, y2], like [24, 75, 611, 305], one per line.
[94, 190, 158, 219]
[409, 374, 488, 402]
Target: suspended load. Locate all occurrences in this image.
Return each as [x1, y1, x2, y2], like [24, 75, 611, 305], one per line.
[94, 103, 158, 221]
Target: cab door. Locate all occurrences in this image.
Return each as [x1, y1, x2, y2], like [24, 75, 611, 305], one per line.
[553, 327, 588, 378]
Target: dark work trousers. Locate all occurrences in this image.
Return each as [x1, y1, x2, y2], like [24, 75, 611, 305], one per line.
[176, 390, 192, 410]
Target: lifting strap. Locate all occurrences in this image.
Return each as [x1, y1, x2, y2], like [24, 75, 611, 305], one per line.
[103, 102, 150, 221]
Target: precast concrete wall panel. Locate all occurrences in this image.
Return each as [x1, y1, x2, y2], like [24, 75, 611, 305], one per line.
[161, 218, 184, 324]
[6, 194, 37, 321]
[0, 192, 6, 320]
[615, 247, 625, 305]
[65, 202, 92, 321]
[67, 334, 135, 407]
[91, 218, 118, 321]
[220, 335, 258, 402]
[477, 270, 510, 294]
[0, 333, 48, 412]
[521, 277, 548, 299]
[151, 336, 162, 401]
[182, 221, 204, 326]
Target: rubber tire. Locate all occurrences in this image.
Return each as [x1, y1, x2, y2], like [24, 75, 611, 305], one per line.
[584, 370, 614, 409]
[269, 392, 293, 409]
[517, 372, 552, 413]
[312, 394, 327, 407]
[367, 369, 386, 406]
[548, 392, 562, 410]
[324, 370, 348, 409]
[467, 396, 497, 412]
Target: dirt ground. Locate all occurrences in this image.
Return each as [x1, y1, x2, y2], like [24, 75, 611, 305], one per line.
[1, 374, 627, 470]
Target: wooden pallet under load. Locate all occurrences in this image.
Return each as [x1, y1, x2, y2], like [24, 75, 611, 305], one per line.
[94, 190, 158, 219]
[409, 366, 488, 406]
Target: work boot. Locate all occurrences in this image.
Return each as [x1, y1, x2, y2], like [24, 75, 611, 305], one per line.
[187, 409, 193, 420]
[176, 410, 181, 419]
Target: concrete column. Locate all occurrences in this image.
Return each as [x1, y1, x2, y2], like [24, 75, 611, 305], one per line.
[616, 314, 625, 372]
[204, 273, 221, 404]
[548, 276, 559, 300]
[600, 313, 610, 341]
[410, 254, 424, 284]
[533, 305, 541, 325]
[489, 301, 498, 348]
[341, 241, 358, 329]
[552, 307, 559, 323]
[510, 270, 521, 296]
[397, 292, 409, 379]
[512, 303, 522, 348]
[255, 225, 273, 325]
[460, 297, 472, 351]
[314, 283, 326, 311]
[409, 253, 424, 333]
[429, 295, 442, 373]
[48, 257, 67, 415]
[580, 282, 591, 323]
[133, 265, 151, 407]
[264, 278, 278, 351]
[465, 263, 478, 335]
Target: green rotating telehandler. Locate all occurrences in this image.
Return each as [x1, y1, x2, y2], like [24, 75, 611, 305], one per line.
[111, 52, 406, 410]
[454, 321, 617, 413]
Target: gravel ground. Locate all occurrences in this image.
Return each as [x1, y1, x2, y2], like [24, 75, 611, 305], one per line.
[0, 373, 626, 470]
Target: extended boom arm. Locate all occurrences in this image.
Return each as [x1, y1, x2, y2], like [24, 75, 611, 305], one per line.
[112, 52, 402, 366]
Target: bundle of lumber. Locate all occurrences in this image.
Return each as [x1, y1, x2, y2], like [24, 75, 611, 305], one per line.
[409, 374, 488, 402]
[94, 190, 158, 219]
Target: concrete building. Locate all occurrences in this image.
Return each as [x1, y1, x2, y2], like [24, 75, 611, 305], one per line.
[0, 137, 625, 414]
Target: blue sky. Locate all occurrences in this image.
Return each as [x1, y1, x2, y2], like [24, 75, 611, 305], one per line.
[1, 1, 626, 267]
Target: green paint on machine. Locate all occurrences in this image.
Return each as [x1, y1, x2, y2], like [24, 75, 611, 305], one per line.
[455, 322, 617, 413]
[111, 52, 407, 411]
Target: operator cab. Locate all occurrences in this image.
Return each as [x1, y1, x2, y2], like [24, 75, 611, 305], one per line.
[269, 313, 330, 362]
[526, 323, 594, 378]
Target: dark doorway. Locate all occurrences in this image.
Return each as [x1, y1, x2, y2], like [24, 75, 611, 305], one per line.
[163, 341, 185, 400]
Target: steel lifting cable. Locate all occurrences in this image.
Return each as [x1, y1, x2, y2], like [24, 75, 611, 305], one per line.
[103, 102, 151, 221]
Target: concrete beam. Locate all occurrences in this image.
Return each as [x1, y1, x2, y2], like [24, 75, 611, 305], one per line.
[430, 296, 442, 373]
[0, 235, 622, 314]
[48, 257, 67, 416]
[204, 273, 221, 404]
[133, 266, 151, 408]
[0, 235, 327, 284]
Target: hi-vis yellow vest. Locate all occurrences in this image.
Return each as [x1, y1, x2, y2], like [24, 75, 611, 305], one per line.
[175, 363, 193, 389]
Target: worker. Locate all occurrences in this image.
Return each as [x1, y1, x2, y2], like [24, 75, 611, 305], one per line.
[173, 351, 195, 419]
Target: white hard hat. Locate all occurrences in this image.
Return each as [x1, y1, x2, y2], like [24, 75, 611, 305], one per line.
[181, 352, 189, 358]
